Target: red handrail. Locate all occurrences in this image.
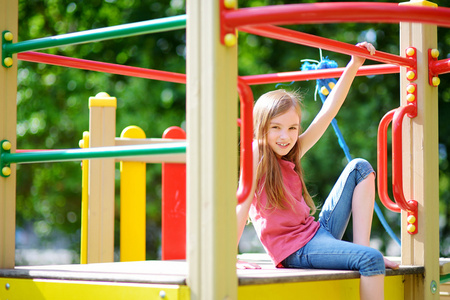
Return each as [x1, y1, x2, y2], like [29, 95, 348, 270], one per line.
[377, 109, 401, 213]
[377, 104, 419, 234]
[237, 79, 254, 204]
[392, 104, 418, 212]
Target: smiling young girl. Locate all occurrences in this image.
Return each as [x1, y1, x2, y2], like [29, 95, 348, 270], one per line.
[236, 42, 398, 300]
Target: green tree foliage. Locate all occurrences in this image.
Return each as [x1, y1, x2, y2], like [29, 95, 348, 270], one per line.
[15, 0, 449, 264]
[16, 0, 187, 263]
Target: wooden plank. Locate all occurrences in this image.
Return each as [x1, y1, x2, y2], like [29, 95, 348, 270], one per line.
[400, 1, 440, 299]
[0, 0, 18, 269]
[441, 258, 450, 275]
[186, 0, 238, 299]
[87, 94, 117, 263]
[0, 256, 424, 286]
[441, 282, 450, 299]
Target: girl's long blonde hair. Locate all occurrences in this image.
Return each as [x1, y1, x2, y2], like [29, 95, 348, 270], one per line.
[253, 89, 316, 214]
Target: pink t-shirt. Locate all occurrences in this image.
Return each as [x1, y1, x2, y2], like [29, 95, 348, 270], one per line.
[249, 159, 320, 267]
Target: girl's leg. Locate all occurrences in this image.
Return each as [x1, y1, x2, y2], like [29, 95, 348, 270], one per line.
[352, 172, 375, 246]
[317, 159, 396, 299]
[319, 158, 375, 241]
[318, 158, 399, 269]
[352, 173, 399, 270]
[361, 275, 384, 300]
[282, 227, 386, 300]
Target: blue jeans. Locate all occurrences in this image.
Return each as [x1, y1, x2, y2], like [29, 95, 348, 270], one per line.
[281, 159, 385, 277]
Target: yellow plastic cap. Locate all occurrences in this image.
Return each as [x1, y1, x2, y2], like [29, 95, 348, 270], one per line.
[406, 47, 415, 57]
[406, 70, 416, 80]
[407, 224, 416, 233]
[2, 141, 11, 151]
[407, 215, 416, 224]
[406, 84, 416, 94]
[2, 167, 11, 177]
[224, 0, 237, 9]
[431, 49, 439, 59]
[224, 33, 237, 47]
[406, 94, 415, 103]
[4, 57, 13, 67]
[4, 31, 13, 41]
[432, 76, 440, 87]
[89, 92, 117, 108]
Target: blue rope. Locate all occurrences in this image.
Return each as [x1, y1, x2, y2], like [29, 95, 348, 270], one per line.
[316, 77, 401, 247]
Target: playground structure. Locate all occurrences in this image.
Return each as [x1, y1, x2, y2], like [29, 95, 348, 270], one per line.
[0, 0, 450, 300]
[78, 93, 187, 263]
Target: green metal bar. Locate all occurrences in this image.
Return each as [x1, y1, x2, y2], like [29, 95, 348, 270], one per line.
[1, 142, 186, 165]
[442, 273, 450, 284]
[3, 15, 186, 56]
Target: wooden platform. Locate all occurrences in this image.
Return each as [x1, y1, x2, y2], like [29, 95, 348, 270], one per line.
[0, 254, 424, 285]
[0, 254, 447, 300]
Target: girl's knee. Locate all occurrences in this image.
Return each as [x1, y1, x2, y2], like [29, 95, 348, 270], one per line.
[359, 248, 385, 277]
[350, 158, 372, 171]
[348, 158, 374, 183]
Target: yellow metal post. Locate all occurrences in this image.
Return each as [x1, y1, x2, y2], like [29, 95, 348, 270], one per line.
[119, 126, 146, 262]
[400, 1, 440, 299]
[0, 0, 18, 269]
[87, 92, 117, 263]
[186, 0, 238, 299]
[79, 131, 90, 264]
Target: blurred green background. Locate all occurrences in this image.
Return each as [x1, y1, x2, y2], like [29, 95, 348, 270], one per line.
[14, 0, 449, 264]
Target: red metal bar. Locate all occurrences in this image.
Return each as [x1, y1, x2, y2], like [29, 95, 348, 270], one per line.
[18, 52, 187, 84]
[223, 3, 450, 29]
[392, 104, 417, 212]
[377, 109, 401, 213]
[18, 52, 401, 87]
[161, 126, 186, 260]
[430, 58, 450, 76]
[242, 64, 399, 86]
[241, 25, 413, 68]
[237, 79, 254, 204]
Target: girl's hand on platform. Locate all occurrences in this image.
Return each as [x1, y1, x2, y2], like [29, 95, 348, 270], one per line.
[351, 41, 376, 66]
[236, 260, 261, 270]
[384, 257, 400, 270]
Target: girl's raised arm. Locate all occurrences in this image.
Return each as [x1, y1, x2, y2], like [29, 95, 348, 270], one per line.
[298, 42, 375, 157]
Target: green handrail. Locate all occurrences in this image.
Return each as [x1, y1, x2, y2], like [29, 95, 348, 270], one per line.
[1, 142, 186, 166]
[3, 14, 187, 56]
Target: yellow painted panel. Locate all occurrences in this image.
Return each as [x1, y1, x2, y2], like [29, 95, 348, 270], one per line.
[238, 276, 404, 300]
[0, 278, 190, 300]
[120, 126, 146, 262]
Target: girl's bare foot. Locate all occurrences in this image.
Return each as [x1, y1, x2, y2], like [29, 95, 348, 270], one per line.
[236, 260, 261, 270]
